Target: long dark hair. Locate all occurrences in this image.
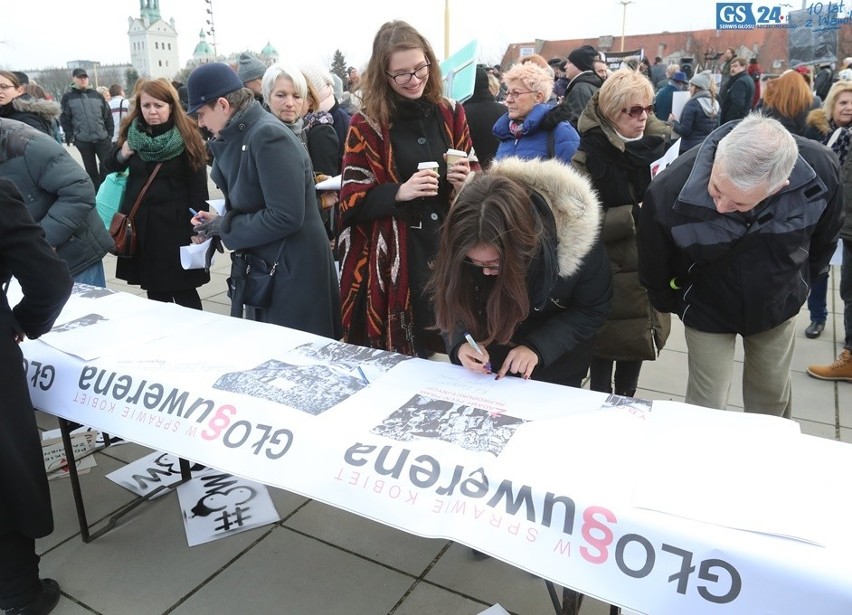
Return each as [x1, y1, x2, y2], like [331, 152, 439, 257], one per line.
[429, 174, 542, 346]
[118, 78, 208, 171]
[360, 20, 444, 128]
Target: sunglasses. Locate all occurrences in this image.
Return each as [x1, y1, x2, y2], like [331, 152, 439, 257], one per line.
[621, 104, 654, 119]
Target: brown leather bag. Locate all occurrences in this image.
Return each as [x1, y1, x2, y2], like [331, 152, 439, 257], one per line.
[109, 162, 163, 258]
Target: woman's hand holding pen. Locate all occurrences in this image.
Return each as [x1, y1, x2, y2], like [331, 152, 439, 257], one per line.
[497, 345, 538, 380]
[396, 169, 439, 202]
[459, 341, 492, 374]
[190, 208, 221, 243]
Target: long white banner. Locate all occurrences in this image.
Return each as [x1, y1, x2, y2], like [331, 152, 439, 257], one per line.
[18, 285, 852, 614]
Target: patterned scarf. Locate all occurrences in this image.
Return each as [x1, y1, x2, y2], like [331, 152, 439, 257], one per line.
[304, 111, 334, 131]
[127, 120, 185, 162]
[508, 119, 525, 138]
[824, 120, 852, 167]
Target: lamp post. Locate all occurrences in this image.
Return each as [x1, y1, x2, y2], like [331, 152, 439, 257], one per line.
[444, 0, 450, 60]
[620, 0, 633, 52]
[205, 0, 218, 59]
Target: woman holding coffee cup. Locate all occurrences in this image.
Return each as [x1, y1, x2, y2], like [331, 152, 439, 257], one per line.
[338, 20, 479, 358]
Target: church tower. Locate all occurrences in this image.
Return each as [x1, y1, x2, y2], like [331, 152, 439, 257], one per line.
[128, 0, 180, 80]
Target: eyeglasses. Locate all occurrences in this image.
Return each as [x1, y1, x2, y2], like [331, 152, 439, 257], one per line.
[464, 257, 501, 273]
[621, 104, 654, 119]
[505, 89, 534, 100]
[386, 62, 431, 85]
[0, 84, 17, 91]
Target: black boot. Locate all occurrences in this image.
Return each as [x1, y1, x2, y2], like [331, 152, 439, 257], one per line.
[4, 579, 60, 615]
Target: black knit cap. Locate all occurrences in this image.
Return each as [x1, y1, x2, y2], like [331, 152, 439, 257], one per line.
[186, 63, 243, 114]
[567, 45, 597, 73]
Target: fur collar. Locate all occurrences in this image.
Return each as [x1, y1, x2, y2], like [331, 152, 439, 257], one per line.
[576, 91, 670, 152]
[806, 107, 831, 136]
[12, 95, 61, 122]
[487, 157, 601, 277]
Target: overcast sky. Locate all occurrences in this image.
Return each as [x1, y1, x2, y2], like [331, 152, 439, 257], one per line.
[2, 0, 723, 72]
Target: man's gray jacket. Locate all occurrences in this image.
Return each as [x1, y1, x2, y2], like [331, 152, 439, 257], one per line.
[60, 86, 113, 143]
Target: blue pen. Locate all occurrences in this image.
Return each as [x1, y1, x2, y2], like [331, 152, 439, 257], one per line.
[464, 332, 492, 373]
[188, 207, 199, 217]
[356, 366, 370, 385]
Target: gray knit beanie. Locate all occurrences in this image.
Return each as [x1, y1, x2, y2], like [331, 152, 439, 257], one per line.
[237, 52, 266, 84]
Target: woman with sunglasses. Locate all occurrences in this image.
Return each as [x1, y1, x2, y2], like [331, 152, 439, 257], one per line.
[429, 158, 612, 384]
[492, 62, 580, 163]
[338, 20, 478, 358]
[573, 68, 671, 398]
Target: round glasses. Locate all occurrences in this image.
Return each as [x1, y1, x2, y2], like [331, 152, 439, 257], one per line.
[386, 62, 431, 85]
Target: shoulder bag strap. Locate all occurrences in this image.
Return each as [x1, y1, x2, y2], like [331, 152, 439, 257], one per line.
[127, 162, 163, 221]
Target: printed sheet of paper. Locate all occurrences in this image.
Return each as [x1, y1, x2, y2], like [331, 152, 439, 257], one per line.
[671, 90, 690, 121]
[650, 138, 681, 179]
[176, 469, 280, 546]
[107, 451, 201, 499]
[38, 288, 220, 360]
[41, 429, 97, 473]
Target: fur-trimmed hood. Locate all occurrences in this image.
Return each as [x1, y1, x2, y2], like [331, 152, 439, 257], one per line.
[11, 95, 60, 123]
[487, 156, 601, 277]
[806, 106, 831, 137]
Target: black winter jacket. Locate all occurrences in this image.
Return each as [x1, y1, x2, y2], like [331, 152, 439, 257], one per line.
[0, 94, 60, 137]
[448, 157, 612, 385]
[638, 121, 843, 335]
[0, 179, 72, 538]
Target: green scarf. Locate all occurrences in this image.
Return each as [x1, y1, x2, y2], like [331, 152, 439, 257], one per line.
[127, 120, 185, 162]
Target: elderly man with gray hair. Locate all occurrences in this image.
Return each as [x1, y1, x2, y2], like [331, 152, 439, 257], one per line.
[638, 114, 843, 418]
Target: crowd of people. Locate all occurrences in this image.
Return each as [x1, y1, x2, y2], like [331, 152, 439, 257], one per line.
[2, 24, 851, 614]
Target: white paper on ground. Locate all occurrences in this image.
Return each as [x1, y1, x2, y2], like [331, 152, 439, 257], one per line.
[476, 606, 511, 615]
[315, 174, 341, 190]
[177, 469, 280, 546]
[180, 238, 215, 270]
[106, 451, 197, 499]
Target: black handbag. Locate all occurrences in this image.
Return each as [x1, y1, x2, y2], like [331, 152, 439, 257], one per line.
[228, 241, 286, 311]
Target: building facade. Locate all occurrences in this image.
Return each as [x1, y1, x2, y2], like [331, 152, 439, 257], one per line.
[128, 0, 180, 80]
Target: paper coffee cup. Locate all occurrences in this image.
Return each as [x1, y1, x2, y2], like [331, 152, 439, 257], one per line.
[417, 161, 440, 172]
[445, 149, 467, 165]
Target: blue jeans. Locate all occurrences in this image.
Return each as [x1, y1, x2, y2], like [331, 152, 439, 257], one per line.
[807, 272, 828, 324]
[73, 261, 106, 287]
[842, 239, 852, 350]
